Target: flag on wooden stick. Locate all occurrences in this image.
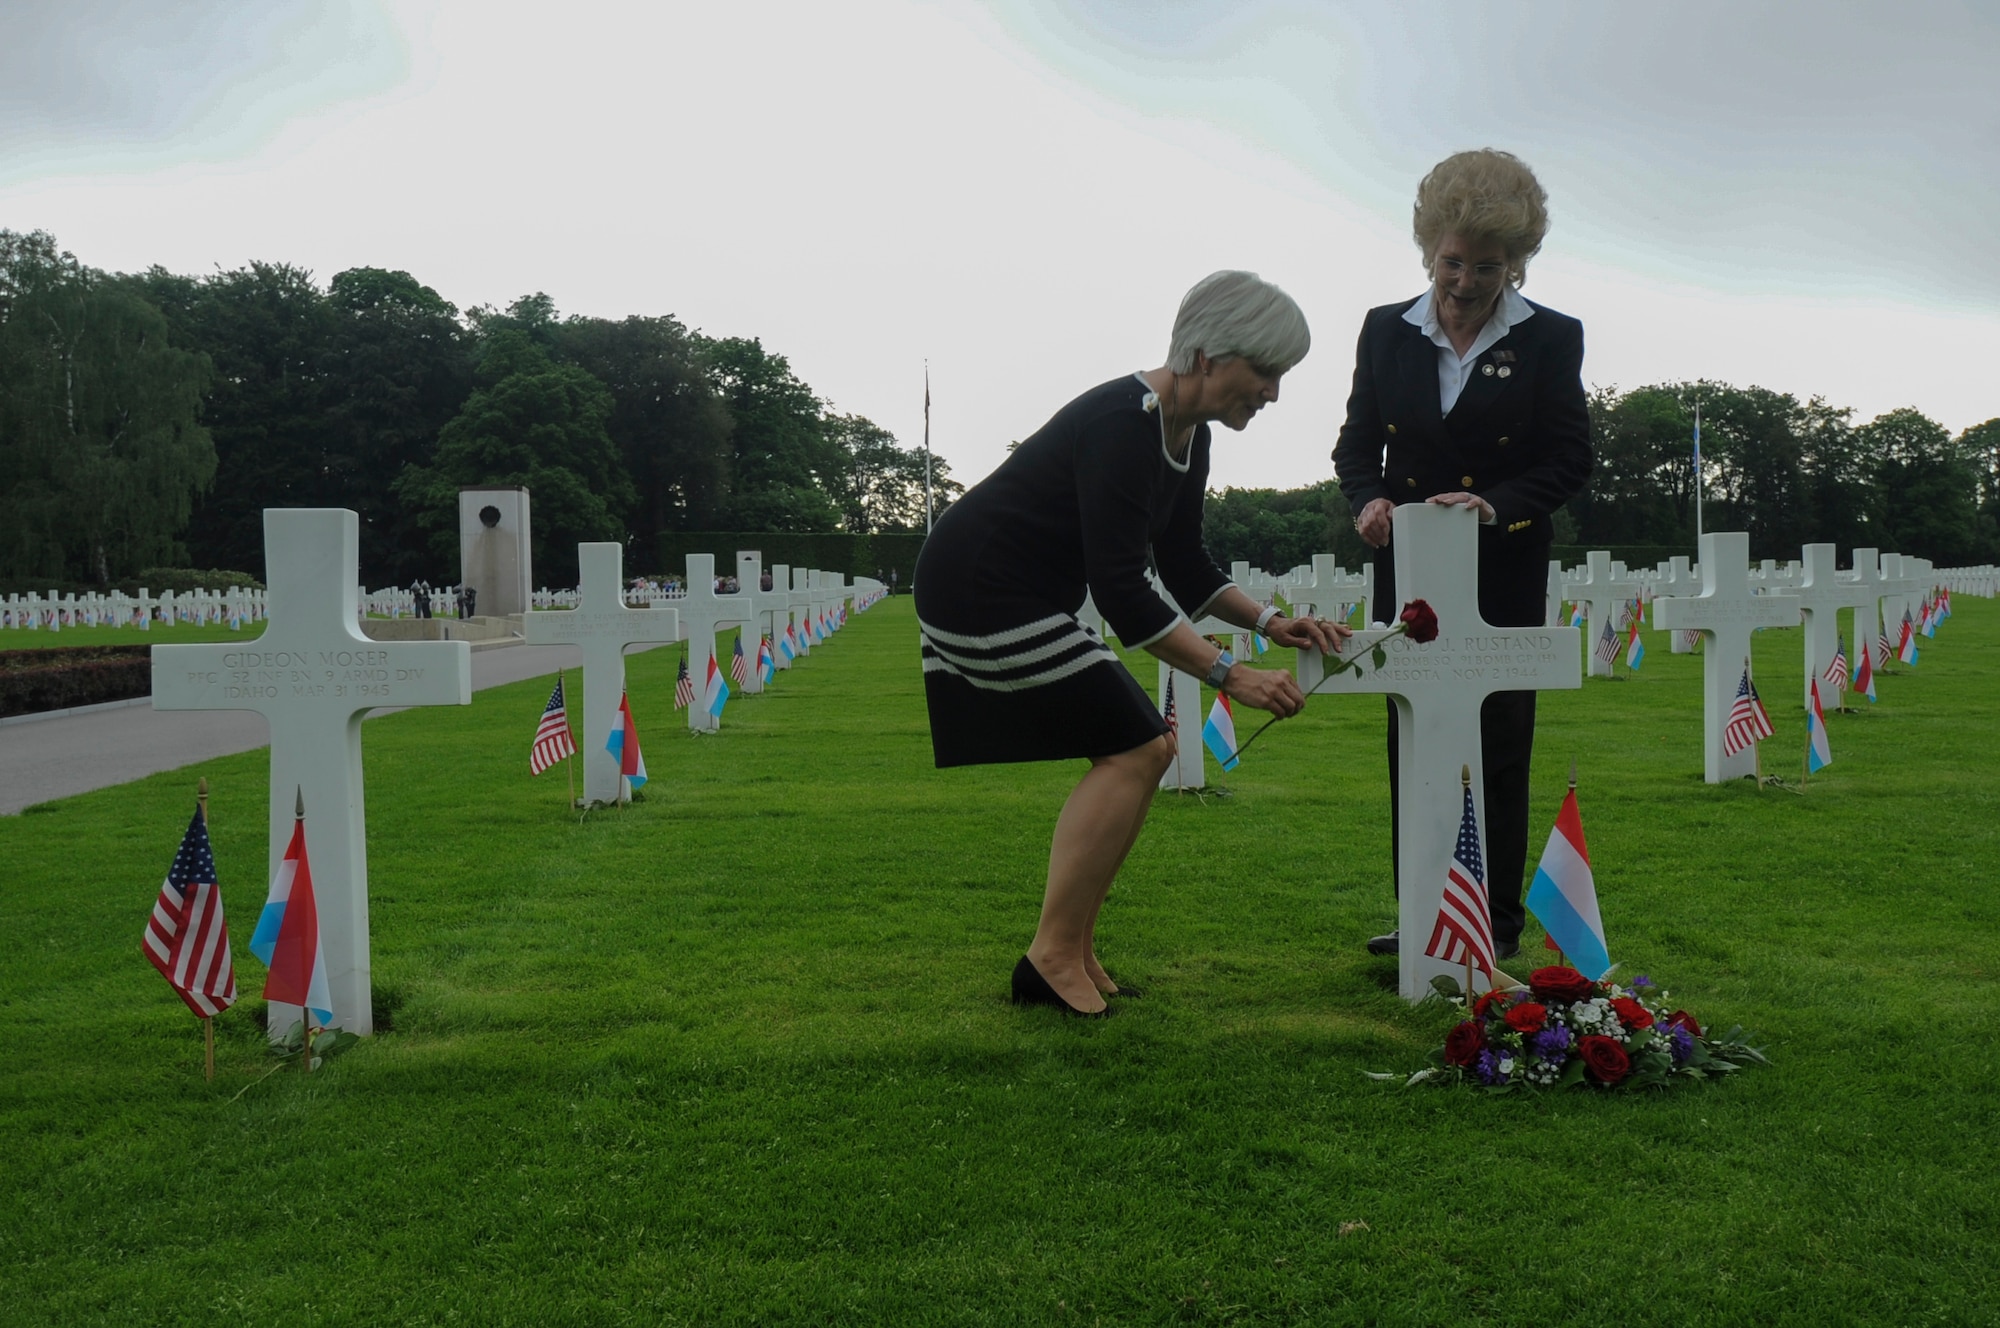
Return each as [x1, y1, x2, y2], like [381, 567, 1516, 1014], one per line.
[1425, 769, 1496, 982]
[529, 676, 577, 775]
[143, 804, 238, 1018]
[1722, 662, 1775, 758]
[252, 794, 333, 1029]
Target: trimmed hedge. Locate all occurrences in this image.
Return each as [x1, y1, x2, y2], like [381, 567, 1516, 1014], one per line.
[1549, 544, 1696, 570]
[0, 646, 152, 718]
[650, 532, 927, 589]
[0, 567, 263, 599]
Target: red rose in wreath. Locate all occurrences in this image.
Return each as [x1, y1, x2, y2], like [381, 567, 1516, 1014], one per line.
[1503, 1001, 1548, 1034]
[1610, 997, 1655, 1030]
[1578, 1034, 1632, 1085]
[1529, 966, 1597, 1003]
[1665, 1010, 1703, 1037]
[1444, 1020, 1486, 1067]
[1399, 599, 1440, 644]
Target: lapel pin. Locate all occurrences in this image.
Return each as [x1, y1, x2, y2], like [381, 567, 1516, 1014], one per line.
[1481, 363, 1496, 377]
[1494, 349, 1517, 364]
[1498, 366, 1513, 378]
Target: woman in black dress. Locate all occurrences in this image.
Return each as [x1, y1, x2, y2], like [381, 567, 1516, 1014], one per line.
[916, 270, 1350, 1016]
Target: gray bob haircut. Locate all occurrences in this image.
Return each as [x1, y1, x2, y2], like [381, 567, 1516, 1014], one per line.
[1166, 270, 1310, 376]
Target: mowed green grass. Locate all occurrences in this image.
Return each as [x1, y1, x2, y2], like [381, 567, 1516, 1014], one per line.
[2, 596, 1996, 1326]
[1, 622, 269, 648]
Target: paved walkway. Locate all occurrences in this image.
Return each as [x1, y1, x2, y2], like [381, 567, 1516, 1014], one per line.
[0, 641, 671, 816]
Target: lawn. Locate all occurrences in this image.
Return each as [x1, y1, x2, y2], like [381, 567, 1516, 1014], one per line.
[2, 595, 1995, 1326]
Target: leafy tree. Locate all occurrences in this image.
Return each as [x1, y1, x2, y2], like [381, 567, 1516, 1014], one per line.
[1697, 384, 1812, 559]
[825, 412, 961, 532]
[130, 259, 337, 578]
[393, 330, 635, 586]
[1573, 384, 1696, 545]
[1858, 408, 1989, 565]
[701, 336, 841, 529]
[551, 315, 733, 544]
[0, 231, 215, 583]
[322, 268, 474, 583]
[1201, 480, 1362, 573]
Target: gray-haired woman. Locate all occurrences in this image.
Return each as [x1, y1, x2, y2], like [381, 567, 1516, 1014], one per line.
[915, 270, 1350, 1016]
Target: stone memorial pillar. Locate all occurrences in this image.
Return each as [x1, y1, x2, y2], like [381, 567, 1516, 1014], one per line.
[151, 509, 472, 1038]
[458, 486, 531, 620]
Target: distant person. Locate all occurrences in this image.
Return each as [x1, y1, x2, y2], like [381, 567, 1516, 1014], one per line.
[916, 271, 1349, 1016]
[414, 580, 431, 619]
[761, 571, 774, 592]
[1332, 148, 1593, 961]
[462, 585, 476, 618]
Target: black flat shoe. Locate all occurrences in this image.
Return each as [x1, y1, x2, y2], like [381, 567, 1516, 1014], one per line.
[1011, 956, 1110, 1017]
[1365, 930, 1399, 956]
[1104, 979, 1143, 999]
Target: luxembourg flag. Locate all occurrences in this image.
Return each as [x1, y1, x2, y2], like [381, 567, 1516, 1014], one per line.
[1625, 620, 1645, 670]
[1202, 693, 1240, 772]
[1524, 785, 1610, 980]
[607, 691, 647, 790]
[1807, 676, 1833, 774]
[1854, 635, 1877, 702]
[779, 623, 797, 661]
[1569, 601, 1586, 628]
[706, 650, 730, 720]
[1897, 613, 1919, 665]
[758, 636, 775, 684]
[251, 812, 335, 1028]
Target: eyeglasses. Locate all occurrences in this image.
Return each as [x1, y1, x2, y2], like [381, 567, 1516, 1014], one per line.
[1434, 257, 1508, 282]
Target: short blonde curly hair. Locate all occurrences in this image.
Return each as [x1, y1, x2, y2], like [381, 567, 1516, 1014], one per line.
[1412, 149, 1549, 288]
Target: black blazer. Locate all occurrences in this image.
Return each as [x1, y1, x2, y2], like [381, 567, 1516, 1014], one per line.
[1332, 294, 1593, 626]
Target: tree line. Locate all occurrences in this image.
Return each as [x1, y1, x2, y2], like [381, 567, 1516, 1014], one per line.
[0, 230, 960, 588]
[1203, 385, 1999, 574]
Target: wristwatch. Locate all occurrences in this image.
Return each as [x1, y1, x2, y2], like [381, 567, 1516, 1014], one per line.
[1204, 650, 1235, 690]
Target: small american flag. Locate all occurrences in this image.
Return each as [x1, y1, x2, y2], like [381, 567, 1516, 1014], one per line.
[1424, 779, 1495, 980]
[1162, 673, 1178, 734]
[1876, 632, 1894, 667]
[673, 653, 695, 710]
[729, 632, 751, 686]
[1722, 663, 1775, 757]
[1823, 644, 1848, 693]
[529, 676, 577, 775]
[143, 807, 238, 1018]
[1594, 618, 1619, 662]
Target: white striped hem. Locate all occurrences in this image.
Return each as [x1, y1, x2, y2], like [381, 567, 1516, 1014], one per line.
[921, 643, 1117, 692]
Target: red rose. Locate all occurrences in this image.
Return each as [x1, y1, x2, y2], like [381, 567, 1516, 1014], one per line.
[1503, 1001, 1548, 1034]
[1577, 1034, 1631, 1085]
[1399, 599, 1440, 644]
[1665, 1010, 1703, 1037]
[1610, 997, 1655, 1030]
[1473, 991, 1504, 1019]
[1444, 1020, 1486, 1066]
[1529, 966, 1597, 1003]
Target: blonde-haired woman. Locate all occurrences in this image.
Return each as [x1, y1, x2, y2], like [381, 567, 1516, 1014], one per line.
[917, 271, 1348, 1015]
[1332, 148, 1593, 961]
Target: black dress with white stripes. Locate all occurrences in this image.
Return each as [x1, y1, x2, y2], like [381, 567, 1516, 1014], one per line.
[915, 374, 1232, 767]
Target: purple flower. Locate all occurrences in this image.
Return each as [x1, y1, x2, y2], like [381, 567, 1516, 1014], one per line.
[1668, 1024, 1695, 1065]
[1473, 1049, 1512, 1086]
[1530, 1025, 1573, 1061]
[1631, 975, 1654, 990]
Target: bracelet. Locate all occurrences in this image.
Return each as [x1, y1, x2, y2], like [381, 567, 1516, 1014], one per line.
[1255, 603, 1282, 633]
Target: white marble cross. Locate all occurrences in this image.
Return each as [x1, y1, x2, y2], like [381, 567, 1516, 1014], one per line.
[522, 542, 680, 804]
[1156, 661, 1205, 791]
[1793, 544, 1878, 710]
[151, 508, 471, 1038]
[679, 553, 752, 732]
[1305, 504, 1582, 1001]
[786, 567, 818, 658]
[1654, 556, 1699, 652]
[1570, 550, 1638, 678]
[735, 550, 781, 695]
[1652, 532, 1799, 784]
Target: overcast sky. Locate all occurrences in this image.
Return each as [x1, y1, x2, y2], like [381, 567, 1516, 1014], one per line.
[4, 0, 1995, 492]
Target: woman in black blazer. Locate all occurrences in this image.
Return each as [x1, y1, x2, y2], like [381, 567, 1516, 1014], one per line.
[1332, 148, 1594, 959]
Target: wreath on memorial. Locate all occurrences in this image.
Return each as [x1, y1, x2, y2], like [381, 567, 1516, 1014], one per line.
[1379, 966, 1768, 1092]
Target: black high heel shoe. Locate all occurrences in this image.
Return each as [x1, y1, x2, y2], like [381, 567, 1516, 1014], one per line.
[1011, 956, 1110, 1018]
[1103, 980, 1143, 999]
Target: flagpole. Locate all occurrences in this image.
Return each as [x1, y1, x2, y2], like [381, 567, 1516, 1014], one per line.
[562, 668, 576, 811]
[923, 361, 934, 535]
[294, 785, 314, 1073]
[1747, 656, 1764, 791]
[198, 777, 215, 1083]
